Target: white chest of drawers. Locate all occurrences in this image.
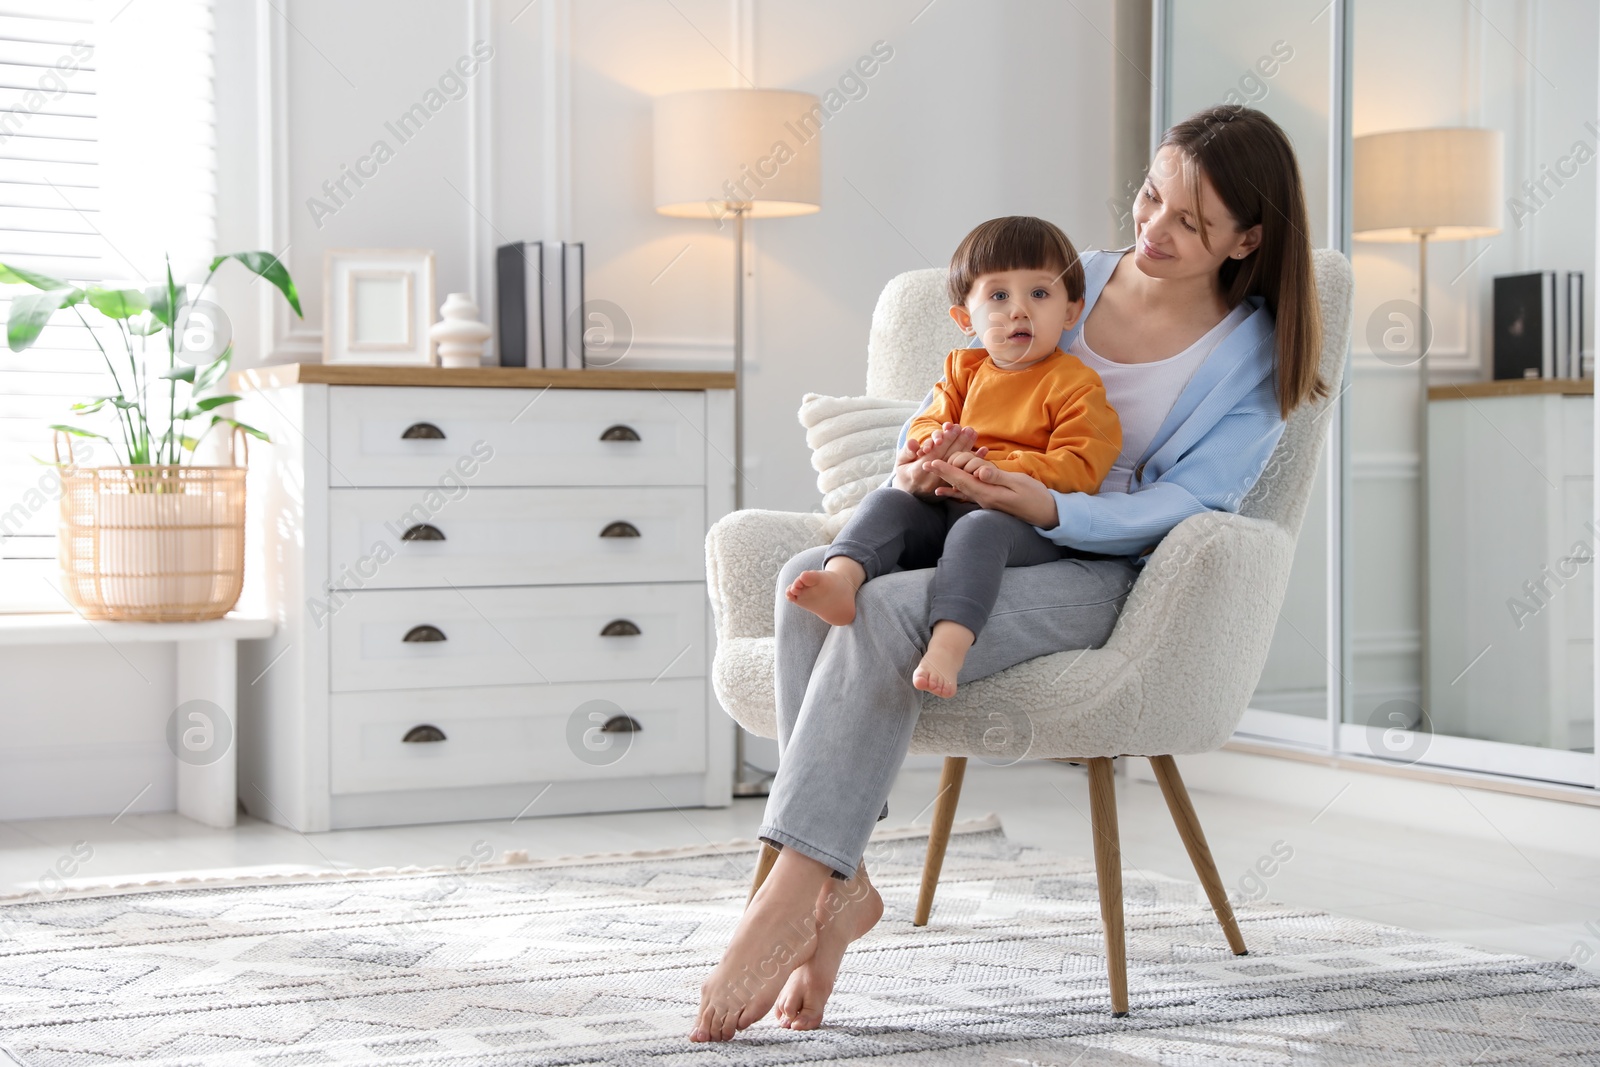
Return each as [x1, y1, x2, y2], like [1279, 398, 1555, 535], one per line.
[233, 364, 736, 831]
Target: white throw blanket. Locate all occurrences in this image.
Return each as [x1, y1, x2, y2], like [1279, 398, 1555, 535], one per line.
[797, 392, 921, 516]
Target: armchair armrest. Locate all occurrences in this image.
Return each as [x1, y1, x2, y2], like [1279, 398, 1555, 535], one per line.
[1106, 510, 1298, 754]
[705, 509, 832, 641]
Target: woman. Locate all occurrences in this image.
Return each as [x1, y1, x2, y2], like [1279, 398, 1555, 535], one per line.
[690, 104, 1326, 1043]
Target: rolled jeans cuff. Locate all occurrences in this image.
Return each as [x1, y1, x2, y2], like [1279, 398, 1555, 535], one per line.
[758, 801, 888, 881]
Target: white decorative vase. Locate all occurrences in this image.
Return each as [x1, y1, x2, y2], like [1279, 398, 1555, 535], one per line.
[430, 292, 491, 369]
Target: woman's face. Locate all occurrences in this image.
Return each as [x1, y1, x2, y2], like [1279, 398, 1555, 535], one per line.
[1131, 145, 1262, 282]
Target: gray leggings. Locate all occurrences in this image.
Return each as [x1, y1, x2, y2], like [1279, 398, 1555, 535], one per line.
[758, 538, 1138, 880]
[823, 486, 1065, 639]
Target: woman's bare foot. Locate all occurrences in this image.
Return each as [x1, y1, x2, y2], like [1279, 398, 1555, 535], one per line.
[912, 621, 974, 699]
[785, 559, 864, 626]
[773, 864, 885, 1030]
[689, 853, 830, 1042]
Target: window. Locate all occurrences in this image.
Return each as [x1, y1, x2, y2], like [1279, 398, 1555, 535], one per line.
[0, 0, 215, 612]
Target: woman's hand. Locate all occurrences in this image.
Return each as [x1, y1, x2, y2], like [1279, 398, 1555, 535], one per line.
[891, 423, 987, 497]
[926, 457, 1061, 528]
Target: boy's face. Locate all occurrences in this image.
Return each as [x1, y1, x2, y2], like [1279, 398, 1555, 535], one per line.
[949, 266, 1084, 370]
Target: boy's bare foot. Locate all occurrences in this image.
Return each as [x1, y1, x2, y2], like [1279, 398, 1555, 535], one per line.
[773, 865, 885, 1030]
[912, 621, 974, 699]
[786, 568, 859, 626]
[689, 877, 822, 1042]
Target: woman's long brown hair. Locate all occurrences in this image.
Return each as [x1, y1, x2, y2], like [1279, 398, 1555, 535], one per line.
[1160, 105, 1325, 418]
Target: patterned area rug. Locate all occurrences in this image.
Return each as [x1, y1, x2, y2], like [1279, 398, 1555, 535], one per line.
[1, 814, 1598, 1066]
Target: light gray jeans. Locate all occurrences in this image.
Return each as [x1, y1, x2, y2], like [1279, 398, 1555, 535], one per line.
[758, 542, 1139, 880]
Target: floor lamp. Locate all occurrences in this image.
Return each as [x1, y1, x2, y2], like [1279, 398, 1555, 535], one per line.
[653, 88, 822, 796]
[1353, 127, 1503, 726]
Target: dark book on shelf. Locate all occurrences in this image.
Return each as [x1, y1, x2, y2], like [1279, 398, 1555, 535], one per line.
[1493, 272, 1553, 381]
[495, 240, 544, 368]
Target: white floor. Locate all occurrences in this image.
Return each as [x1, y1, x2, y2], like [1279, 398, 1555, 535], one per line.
[2, 758, 1597, 975]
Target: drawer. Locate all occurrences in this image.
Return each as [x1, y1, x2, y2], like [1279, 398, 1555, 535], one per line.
[330, 678, 707, 794]
[327, 486, 704, 588]
[329, 584, 706, 692]
[326, 386, 707, 488]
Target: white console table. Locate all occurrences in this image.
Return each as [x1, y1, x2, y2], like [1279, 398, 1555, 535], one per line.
[0, 614, 276, 828]
[1427, 379, 1594, 769]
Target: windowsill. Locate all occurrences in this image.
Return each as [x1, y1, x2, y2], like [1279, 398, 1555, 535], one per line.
[0, 613, 275, 645]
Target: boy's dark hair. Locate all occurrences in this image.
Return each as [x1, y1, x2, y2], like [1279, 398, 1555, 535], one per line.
[947, 215, 1085, 307]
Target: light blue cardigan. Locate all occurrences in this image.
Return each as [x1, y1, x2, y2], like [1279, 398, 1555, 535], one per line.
[892, 247, 1288, 559]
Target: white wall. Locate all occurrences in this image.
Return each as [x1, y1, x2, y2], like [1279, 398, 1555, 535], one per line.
[237, 0, 1118, 516]
[0, 0, 1120, 819]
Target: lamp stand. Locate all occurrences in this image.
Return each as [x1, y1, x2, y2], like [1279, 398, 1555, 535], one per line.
[727, 204, 774, 798]
[1415, 228, 1432, 729]
[733, 206, 746, 512]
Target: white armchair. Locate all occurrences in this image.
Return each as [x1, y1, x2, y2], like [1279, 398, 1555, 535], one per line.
[706, 250, 1355, 1016]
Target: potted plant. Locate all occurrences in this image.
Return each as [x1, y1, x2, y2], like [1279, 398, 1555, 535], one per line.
[0, 253, 302, 620]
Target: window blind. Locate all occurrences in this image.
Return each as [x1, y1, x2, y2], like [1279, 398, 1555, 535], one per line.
[0, 0, 215, 612]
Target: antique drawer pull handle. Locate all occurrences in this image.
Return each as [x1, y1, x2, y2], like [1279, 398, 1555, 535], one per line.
[600, 619, 641, 637]
[600, 424, 640, 441]
[599, 521, 640, 538]
[403, 724, 447, 743]
[401, 421, 446, 439]
[402, 624, 447, 643]
[401, 523, 446, 541]
[601, 714, 642, 733]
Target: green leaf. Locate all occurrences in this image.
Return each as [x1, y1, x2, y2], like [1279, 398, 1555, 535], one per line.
[160, 364, 197, 382]
[128, 311, 165, 336]
[69, 395, 137, 413]
[193, 344, 233, 392]
[47, 423, 112, 442]
[0, 262, 71, 290]
[86, 287, 150, 320]
[211, 415, 270, 443]
[7, 288, 85, 352]
[173, 396, 236, 421]
[210, 251, 303, 318]
[146, 279, 186, 329]
[179, 435, 200, 451]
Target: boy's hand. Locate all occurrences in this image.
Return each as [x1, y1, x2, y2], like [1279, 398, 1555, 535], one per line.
[892, 422, 987, 496]
[942, 450, 997, 478]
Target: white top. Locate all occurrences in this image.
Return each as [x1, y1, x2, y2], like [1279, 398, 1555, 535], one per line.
[0, 613, 275, 645]
[1069, 302, 1252, 494]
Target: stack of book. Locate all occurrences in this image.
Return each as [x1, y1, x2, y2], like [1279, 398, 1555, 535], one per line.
[495, 240, 586, 368]
[1493, 270, 1587, 380]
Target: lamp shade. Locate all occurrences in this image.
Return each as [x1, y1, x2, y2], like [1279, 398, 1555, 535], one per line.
[1353, 127, 1503, 242]
[653, 88, 822, 220]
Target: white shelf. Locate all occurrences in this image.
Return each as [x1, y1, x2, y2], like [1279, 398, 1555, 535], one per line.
[0, 613, 275, 646]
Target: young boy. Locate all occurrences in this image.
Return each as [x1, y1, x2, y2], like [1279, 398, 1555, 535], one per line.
[786, 215, 1121, 698]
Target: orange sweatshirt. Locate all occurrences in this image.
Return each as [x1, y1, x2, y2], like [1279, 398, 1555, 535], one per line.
[906, 346, 1121, 494]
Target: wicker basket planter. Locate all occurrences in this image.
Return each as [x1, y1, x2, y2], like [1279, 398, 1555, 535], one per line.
[54, 432, 248, 622]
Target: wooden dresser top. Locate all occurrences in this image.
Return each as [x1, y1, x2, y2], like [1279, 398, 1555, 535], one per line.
[233, 363, 735, 392]
[1428, 379, 1593, 401]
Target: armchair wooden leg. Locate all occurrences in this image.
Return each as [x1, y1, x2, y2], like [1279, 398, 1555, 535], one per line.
[1149, 754, 1247, 956]
[914, 756, 968, 927]
[1086, 757, 1129, 1017]
[747, 841, 779, 908]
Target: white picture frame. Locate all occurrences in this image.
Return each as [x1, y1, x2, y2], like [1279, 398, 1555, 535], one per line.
[322, 249, 436, 365]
